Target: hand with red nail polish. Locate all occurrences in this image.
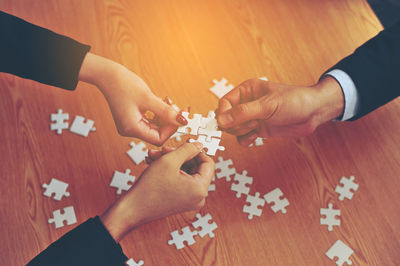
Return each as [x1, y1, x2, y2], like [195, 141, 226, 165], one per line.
[216, 78, 344, 146]
[79, 53, 186, 146]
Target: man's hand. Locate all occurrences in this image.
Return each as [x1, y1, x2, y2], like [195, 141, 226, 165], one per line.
[100, 142, 215, 242]
[216, 77, 345, 146]
[79, 53, 187, 146]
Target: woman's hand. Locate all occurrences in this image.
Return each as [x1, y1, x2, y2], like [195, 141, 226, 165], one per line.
[100, 142, 215, 242]
[79, 53, 187, 146]
[216, 77, 344, 146]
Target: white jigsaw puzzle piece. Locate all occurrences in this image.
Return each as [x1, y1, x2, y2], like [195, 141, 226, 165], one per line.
[69, 115, 96, 137]
[177, 112, 202, 135]
[210, 78, 234, 99]
[189, 135, 225, 156]
[320, 203, 341, 231]
[168, 226, 198, 250]
[126, 142, 148, 165]
[50, 109, 69, 135]
[231, 170, 253, 198]
[42, 178, 70, 201]
[126, 258, 144, 266]
[48, 206, 77, 229]
[326, 240, 354, 266]
[198, 111, 222, 141]
[215, 156, 235, 182]
[192, 213, 218, 238]
[243, 192, 265, 220]
[335, 176, 359, 201]
[208, 175, 216, 192]
[264, 188, 290, 214]
[110, 169, 135, 194]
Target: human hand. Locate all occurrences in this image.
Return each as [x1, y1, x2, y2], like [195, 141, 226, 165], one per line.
[216, 77, 344, 146]
[100, 142, 215, 242]
[79, 53, 187, 146]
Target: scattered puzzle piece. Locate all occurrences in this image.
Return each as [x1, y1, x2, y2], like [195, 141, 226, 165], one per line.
[177, 112, 202, 136]
[69, 115, 96, 137]
[231, 170, 253, 198]
[192, 213, 218, 238]
[48, 206, 77, 229]
[320, 203, 341, 231]
[126, 142, 148, 165]
[208, 175, 216, 192]
[335, 176, 359, 201]
[215, 156, 235, 182]
[210, 78, 234, 99]
[189, 135, 225, 156]
[126, 258, 144, 266]
[42, 178, 70, 201]
[168, 226, 198, 250]
[249, 137, 266, 147]
[198, 111, 222, 141]
[326, 240, 354, 266]
[264, 188, 290, 214]
[50, 109, 69, 135]
[243, 192, 265, 220]
[110, 169, 136, 194]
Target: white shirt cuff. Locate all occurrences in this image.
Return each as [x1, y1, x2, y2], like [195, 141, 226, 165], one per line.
[325, 69, 359, 121]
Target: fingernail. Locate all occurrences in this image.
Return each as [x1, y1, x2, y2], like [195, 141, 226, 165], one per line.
[248, 120, 259, 128]
[218, 113, 233, 126]
[164, 96, 172, 105]
[192, 141, 203, 149]
[176, 113, 188, 125]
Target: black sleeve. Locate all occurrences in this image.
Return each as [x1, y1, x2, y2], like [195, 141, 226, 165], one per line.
[27, 216, 128, 266]
[326, 20, 400, 121]
[0, 10, 90, 90]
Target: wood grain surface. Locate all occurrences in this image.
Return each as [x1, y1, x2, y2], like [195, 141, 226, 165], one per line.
[1, 0, 399, 265]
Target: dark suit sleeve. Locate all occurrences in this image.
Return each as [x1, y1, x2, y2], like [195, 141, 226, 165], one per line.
[27, 217, 128, 266]
[0, 10, 90, 90]
[327, 20, 400, 121]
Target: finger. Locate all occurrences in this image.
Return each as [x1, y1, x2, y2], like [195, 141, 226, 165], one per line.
[224, 120, 259, 136]
[193, 152, 215, 187]
[146, 96, 182, 126]
[217, 99, 265, 129]
[164, 142, 203, 166]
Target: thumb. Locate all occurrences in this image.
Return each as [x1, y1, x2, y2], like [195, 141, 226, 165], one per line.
[164, 142, 203, 166]
[217, 99, 266, 129]
[146, 96, 180, 126]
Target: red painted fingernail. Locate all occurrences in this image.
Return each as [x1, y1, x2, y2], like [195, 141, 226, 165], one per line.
[176, 113, 188, 125]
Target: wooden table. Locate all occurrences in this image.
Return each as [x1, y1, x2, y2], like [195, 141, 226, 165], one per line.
[1, 0, 399, 265]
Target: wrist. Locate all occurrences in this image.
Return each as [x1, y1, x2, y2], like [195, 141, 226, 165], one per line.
[312, 76, 345, 124]
[78, 52, 123, 93]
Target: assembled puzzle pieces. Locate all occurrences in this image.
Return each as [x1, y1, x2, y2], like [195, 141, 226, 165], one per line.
[168, 226, 198, 250]
[126, 142, 148, 165]
[126, 258, 144, 266]
[192, 213, 218, 238]
[50, 109, 69, 135]
[189, 135, 225, 156]
[264, 188, 290, 214]
[48, 206, 77, 229]
[243, 192, 265, 220]
[69, 115, 96, 137]
[335, 176, 359, 201]
[215, 157, 236, 182]
[177, 112, 202, 136]
[210, 78, 234, 99]
[110, 169, 136, 194]
[198, 111, 222, 141]
[326, 240, 354, 266]
[231, 170, 253, 198]
[42, 178, 70, 201]
[320, 203, 341, 231]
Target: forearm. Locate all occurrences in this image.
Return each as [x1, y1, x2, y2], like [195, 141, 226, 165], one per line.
[0, 11, 90, 90]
